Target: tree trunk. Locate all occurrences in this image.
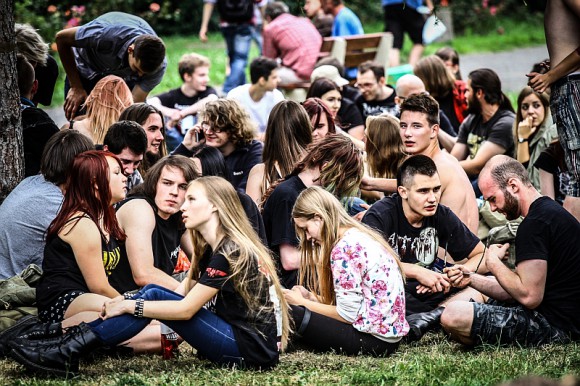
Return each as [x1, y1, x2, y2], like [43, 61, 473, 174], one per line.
[0, 0, 23, 204]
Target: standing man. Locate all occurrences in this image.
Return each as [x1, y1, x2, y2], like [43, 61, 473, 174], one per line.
[527, 0, 580, 220]
[441, 155, 580, 347]
[262, 2, 322, 86]
[55, 12, 167, 120]
[321, 0, 363, 37]
[355, 60, 398, 119]
[227, 57, 285, 135]
[199, 0, 256, 93]
[450, 69, 515, 183]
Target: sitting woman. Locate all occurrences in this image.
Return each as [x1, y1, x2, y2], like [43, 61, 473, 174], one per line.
[37, 150, 127, 326]
[62, 75, 133, 144]
[286, 186, 408, 355]
[246, 100, 312, 206]
[9, 177, 290, 376]
[302, 97, 336, 142]
[513, 86, 558, 190]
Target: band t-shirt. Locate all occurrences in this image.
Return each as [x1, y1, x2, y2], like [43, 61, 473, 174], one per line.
[198, 248, 281, 369]
[456, 109, 515, 159]
[155, 86, 218, 132]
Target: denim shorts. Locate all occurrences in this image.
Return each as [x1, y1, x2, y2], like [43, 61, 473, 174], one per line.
[551, 75, 580, 197]
[470, 299, 571, 347]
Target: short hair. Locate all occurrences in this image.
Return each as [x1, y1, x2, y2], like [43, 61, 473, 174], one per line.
[484, 155, 532, 189]
[265, 1, 289, 20]
[397, 155, 438, 188]
[133, 155, 198, 202]
[358, 61, 385, 81]
[468, 68, 503, 105]
[132, 35, 166, 73]
[40, 130, 94, 185]
[250, 57, 279, 84]
[17, 54, 35, 96]
[178, 53, 210, 82]
[200, 99, 256, 148]
[15, 23, 48, 66]
[103, 120, 148, 156]
[306, 78, 340, 99]
[315, 57, 346, 78]
[400, 93, 440, 126]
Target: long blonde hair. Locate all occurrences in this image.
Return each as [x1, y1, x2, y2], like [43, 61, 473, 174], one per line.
[84, 75, 133, 143]
[292, 186, 404, 305]
[365, 115, 406, 178]
[186, 176, 290, 348]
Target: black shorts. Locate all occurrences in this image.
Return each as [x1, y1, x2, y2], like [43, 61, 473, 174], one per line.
[471, 299, 572, 347]
[383, 4, 425, 49]
[38, 290, 85, 323]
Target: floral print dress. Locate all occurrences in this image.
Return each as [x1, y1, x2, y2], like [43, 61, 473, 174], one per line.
[330, 228, 409, 342]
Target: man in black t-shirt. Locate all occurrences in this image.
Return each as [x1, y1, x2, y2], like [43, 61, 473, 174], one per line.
[442, 155, 580, 347]
[355, 60, 398, 121]
[363, 155, 486, 317]
[450, 69, 515, 179]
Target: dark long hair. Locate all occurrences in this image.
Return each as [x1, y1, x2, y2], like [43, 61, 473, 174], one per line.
[193, 145, 232, 181]
[47, 150, 126, 243]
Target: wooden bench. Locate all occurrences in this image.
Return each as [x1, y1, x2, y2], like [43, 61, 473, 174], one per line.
[280, 32, 394, 95]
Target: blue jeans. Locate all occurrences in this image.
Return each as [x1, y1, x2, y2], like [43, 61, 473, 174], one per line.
[88, 284, 243, 366]
[221, 24, 252, 93]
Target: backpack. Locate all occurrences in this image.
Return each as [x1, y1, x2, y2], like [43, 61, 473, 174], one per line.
[0, 264, 42, 332]
[217, 0, 255, 23]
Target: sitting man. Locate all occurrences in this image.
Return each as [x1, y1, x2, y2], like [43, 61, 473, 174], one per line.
[147, 53, 218, 150]
[362, 93, 479, 233]
[108, 156, 198, 294]
[450, 69, 515, 191]
[262, 1, 322, 85]
[355, 61, 398, 120]
[0, 130, 93, 279]
[441, 155, 580, 347]
[362, 155, 486, 321]
[102, 120, 148, 192]
[227, 56, 285, 135]
[56, 12, 166, 119]
[173, 99, 262, 192]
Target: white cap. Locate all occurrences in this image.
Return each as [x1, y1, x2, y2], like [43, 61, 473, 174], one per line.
[310, 65, 349, 87]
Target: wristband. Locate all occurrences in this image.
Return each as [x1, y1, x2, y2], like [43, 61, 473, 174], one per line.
[134, 299, 144, 318]
[518, 138, 529, 143]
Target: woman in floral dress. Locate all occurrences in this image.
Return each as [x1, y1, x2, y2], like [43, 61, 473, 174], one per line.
[284, 186, 408, 355]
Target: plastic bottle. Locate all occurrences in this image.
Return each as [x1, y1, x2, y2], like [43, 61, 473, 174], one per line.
[160, 323, 180, 359]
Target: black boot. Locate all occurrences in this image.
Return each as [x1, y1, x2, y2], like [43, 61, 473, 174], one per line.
[9, 322, 103, 377]
[0, 315, 38, 357]
[405, 306, 445, 343]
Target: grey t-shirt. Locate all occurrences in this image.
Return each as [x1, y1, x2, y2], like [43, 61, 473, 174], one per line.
[74, 12, 167, 92]
[0, 175, 63, 279]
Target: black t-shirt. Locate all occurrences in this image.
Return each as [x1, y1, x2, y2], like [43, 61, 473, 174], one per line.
[226, 140, 263, 192]
[456, 109, 515, 159]
[355, 90, 398, 120]
[237, 191, 267, 245]
[515, 196, 580, 337]
[342, 85, 361, 102]
[108, 196, 185, 294]
[156, 87, 218, 110]
[198, 247, 280, 369]
[362, 194, 479, 266]
[337, 97, 364, 133]
[262, 175, 307, 288]
[37, 228, 121, 313]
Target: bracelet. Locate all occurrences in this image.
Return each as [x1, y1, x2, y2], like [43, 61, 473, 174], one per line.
[123, 292, 133, 300]
[134, 299, 144, 318]
[518, 138, 529, 143]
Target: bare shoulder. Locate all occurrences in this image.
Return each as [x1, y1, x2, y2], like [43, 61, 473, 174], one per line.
[116, 199, 156, 230]
[59, 213, 100, 243]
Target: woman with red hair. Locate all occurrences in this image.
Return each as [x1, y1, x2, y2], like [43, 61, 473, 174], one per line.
[35, 150, 127, 326]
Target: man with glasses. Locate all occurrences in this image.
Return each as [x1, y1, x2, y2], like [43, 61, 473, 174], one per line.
[173, 99, 263, 192]
[355, 60, 398, 120]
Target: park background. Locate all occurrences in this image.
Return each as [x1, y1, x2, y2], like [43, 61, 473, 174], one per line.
[5, 1, 580, 385]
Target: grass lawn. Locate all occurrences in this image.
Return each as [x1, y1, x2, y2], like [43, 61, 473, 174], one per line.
[47, 15, 545, 108]
[1, 332, 578, 385]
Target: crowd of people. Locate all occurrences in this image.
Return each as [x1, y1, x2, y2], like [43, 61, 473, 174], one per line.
[1, 0, 580, 378]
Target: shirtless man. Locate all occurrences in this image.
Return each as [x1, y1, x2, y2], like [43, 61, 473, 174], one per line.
[527, 0, 580, 220]
[362, 93, 479, 233]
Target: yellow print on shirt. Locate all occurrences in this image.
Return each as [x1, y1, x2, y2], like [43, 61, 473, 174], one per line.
[466, 133, 484, 159]
[102, 246, 121, 276]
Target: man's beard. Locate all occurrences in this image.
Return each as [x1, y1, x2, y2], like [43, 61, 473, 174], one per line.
[502, 189, 521, 221]
[466, 95, 482, 115]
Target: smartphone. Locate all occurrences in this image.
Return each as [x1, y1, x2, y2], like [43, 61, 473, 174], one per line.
[195, 130, 204, 143]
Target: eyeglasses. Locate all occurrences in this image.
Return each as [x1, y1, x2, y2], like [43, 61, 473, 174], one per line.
[200, 121, 225, 134]
[355, 82, 378, 90]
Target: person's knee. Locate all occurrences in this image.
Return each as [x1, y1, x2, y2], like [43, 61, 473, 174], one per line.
[440, 302, 473, 333]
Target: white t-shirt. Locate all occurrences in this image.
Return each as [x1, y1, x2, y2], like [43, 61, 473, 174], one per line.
[227, 84, 285, 133]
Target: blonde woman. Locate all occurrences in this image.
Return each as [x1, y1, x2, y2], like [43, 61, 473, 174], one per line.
[9, 177, 290, 376]
[285, 186, 408, 355]
[62, 75, 133, 144]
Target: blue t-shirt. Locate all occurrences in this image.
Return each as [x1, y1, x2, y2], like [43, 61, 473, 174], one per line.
[332, 7, 364, 37]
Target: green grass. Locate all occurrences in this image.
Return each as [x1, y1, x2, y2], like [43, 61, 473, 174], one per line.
[2, 333, 578, 385]
[47, 15, 545, 108]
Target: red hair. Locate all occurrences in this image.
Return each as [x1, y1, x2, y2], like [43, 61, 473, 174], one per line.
[302, 98, 336, 135]
[47, 150, 126, 243]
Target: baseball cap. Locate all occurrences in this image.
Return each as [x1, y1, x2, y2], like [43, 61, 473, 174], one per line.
[310, 65, 349, 87]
